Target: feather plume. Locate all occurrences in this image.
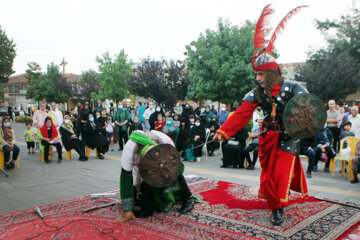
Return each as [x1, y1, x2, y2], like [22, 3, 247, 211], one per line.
[266, 5, 308, 54]
[254, 4, 274, 55]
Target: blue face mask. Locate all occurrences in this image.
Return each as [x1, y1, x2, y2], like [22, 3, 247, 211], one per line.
[46, 123, 52, 127]
[254, 125, 259, 130]
[166, 121, 172, 125]
[4, 122, 10, 127]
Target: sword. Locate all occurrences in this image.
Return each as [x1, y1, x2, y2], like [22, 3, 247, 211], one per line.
[315, 197, 360, 210]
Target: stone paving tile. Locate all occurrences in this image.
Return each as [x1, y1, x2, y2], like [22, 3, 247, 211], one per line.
[0, 123, 358, 214]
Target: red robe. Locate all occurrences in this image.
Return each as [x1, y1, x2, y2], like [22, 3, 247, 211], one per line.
[216, 86, 308, 210]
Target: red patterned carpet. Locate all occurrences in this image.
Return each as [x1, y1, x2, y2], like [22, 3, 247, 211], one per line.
[0, 178, 359, 240]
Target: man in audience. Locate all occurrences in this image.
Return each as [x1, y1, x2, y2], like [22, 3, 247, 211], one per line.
[300, 137, 316, 178]
[327, 100, 340, 151]
[348, 106, 360, 137]
[143, 102, 155, 131]
[313, 126, 335, 173]
[217, 105, 229, 125]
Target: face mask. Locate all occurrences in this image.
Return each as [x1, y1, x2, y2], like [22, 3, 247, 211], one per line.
[4, 122, 10, 127]
[254, 125, 259, 130]
[89, 118, 94, 122]
[221, 108, 225, 112]
[149, 106, 153, 109]
[96, 115, 100, 118]
[166, 121, 172, 125]
[46, 123, 52, 127]
[156, 108, 161, 112]
[195, 122, 200, 126]
[108, 118, 111, 121]
[64, 119, 70, 124]
[118, 105, 123, 108]
[190, 119, 195, 124]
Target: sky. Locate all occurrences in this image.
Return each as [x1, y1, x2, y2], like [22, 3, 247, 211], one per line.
[0, 0, 357, 76]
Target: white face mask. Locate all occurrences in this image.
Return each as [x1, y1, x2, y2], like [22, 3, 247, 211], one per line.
[221, 108, 225, 112]
[64, 119, 70, 124]
[118, 105, 123, 108]
[89, 118, 94, 122]
[156, 108, 161, 112]
[190, 119, 195, 124]
[149, 105, 153, 109]
[195, 122, 200, 126]
[96, 115, 100, 118]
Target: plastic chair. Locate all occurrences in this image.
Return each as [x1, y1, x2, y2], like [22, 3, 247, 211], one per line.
[39, 146, 53, 163]
[86, 147, 99, 158]
[0, 150, 20, 168]
[331, 137, 360, 180]
[202, 128, 211, 161]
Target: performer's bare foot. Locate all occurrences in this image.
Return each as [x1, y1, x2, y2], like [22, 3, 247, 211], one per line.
[271, 208, 283, 226]
[115, 211, 137, 223]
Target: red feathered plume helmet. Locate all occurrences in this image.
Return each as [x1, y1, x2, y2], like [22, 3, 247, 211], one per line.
[252, 4, 308, 76]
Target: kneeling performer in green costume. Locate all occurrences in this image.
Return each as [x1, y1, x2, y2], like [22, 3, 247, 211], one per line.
[116, 130, 194, 223]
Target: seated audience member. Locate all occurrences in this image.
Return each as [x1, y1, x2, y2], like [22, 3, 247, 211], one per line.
[129, 116, 143, 135]
[162, 117, 180, 145]
[244, 119, 261, 170]
[186, 118, 206, 162]
[351, 140, 360, 183]
[217, 105, 229, 125]
[189, 115, 196, 128]
[221, 128, 248, 168]
[173, 114, 180, 128]
[176, 118, 190, 157]
[38, 117, 62, 163]
[83, 114, 109, 159]
[206, 117, 220, 156]
[200, 105, 216, 126]
[155, 114, 166, 132]
[24, 122, 37, 155]
[60, 115, 88, 161]
[313, 126, 335, 173]
[340, 121, 355, 149]
[180, 104, 193, 121]
[0, 116, 20, 169]
[300, 136, 316, 178]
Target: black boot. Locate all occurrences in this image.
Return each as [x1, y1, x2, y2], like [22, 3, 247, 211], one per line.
[271, 208, 284, 226]
[179, 197, 194, 214]
[351, 174, 359, 184]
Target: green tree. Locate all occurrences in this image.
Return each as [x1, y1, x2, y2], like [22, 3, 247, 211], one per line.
[26, 62, 71, 103]
[0, 26, 16, 83]
[94, 50, 132, 102]
[185, 19, 255, 104]
[73, 69, 100, 102]
[25, 62, 42, 100]
[295, 6, 360, 102]
[128, 58, 189, 109]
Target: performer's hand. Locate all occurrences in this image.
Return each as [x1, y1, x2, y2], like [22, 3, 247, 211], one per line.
[115, 211, 137, 223]
[213, 133, 223, 142]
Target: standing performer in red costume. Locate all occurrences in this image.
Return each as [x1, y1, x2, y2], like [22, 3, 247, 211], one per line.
[213, 5, 310, 226]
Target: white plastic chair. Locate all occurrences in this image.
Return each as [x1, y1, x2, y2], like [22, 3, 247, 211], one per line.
[202, 128, 211, 161]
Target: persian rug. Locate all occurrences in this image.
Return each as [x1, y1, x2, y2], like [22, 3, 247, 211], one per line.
[0, 177, 359, 240]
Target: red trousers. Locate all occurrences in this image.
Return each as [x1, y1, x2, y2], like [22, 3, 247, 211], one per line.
[258, 130, 308, 210]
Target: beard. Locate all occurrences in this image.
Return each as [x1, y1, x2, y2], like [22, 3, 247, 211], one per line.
[254, 70, 281, 103]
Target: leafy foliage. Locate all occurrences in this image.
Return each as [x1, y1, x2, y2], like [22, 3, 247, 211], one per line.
[0, 26, 16, 83]
[93, 50, 132, 102]
[185, 19, 256, 104]
[73, 69, 100, 102]
[295, 7, 360, 102]
[128, 58, 189, 109]
[295, 50, 360, 102]
[26, 63, 72, 103]
[25, 62, 42, 100]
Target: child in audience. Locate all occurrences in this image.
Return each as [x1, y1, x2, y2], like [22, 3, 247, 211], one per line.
[24, 122, 37, 154]
[105, 116, 115, 151]
[340, 121, 355, 148]
[155, 114, 165, 132]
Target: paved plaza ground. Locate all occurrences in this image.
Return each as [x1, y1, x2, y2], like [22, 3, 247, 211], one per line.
[0, 123, 359, 214]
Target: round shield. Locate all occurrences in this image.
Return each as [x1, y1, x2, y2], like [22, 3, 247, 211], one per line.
[283, 93, 326, 139]
[139, 144, 180, 188]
